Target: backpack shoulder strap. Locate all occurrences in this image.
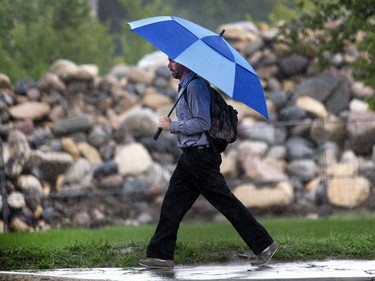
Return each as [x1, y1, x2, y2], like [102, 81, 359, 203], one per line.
[181, 76, 219, 152]
[182, 74, 200, 104]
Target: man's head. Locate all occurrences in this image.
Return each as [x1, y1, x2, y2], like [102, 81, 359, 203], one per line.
[168, 58, 190, 80]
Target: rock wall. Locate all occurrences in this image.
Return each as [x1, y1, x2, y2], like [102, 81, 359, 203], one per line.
[0, 21, 374, 232]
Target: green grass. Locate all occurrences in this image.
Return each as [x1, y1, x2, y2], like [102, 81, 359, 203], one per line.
[1, 215, 375, 270]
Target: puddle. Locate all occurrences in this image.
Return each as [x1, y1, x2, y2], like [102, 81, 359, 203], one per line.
[1, 260, 375, 281]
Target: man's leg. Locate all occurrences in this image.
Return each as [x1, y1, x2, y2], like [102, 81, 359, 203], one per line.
[189, 149, 273, 255]
[203, 184, 274, 255]
[146, 154, 200, 260]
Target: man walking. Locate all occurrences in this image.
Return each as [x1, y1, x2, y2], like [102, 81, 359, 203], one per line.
[139, 58, 278, 269]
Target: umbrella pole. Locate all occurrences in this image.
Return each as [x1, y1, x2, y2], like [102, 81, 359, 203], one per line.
[153, 74, 195, 140]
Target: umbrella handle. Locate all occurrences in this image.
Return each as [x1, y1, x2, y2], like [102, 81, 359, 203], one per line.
[153, 128, 163, 140]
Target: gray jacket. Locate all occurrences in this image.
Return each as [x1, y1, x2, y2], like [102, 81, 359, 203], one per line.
[170, 72, 211, 148]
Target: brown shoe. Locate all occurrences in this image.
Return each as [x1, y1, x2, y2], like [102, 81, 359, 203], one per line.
[251, 242, 278, 267]
[139, 258, 174, 269]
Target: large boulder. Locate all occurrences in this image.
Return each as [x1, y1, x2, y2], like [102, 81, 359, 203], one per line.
[8, 102, 51, 120]
[233, 181, 294, 209]
[327, 176, 370, 208]
[295, 72, 351, 114]
[53, 115, 94, 136]
[28, 151, 74, 185]
[114, 143, 153, 176]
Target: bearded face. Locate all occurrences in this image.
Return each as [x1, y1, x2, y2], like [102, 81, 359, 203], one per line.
[167, 58, 189, 80]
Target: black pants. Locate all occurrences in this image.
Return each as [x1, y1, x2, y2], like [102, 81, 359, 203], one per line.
[146, 147, 273, 260]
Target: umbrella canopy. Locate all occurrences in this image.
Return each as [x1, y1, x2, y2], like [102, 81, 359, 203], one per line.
[128, 16, 268, 119]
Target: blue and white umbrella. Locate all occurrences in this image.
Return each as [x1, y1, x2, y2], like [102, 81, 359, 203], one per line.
[128, 16, 268, 119]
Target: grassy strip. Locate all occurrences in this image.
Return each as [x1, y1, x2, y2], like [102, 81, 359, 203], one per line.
[1, 215, 374, 270]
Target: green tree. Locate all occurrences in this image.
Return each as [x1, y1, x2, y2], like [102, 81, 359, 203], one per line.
[275, 0, 375, 91]
[268, 0, 306, 26]
[0, 0, 114, 82]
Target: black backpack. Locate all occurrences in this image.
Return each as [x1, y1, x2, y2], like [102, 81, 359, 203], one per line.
[184, 78, 238, 153]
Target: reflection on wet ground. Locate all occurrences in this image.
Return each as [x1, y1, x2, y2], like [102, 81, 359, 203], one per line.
[1, 260, 375, 281]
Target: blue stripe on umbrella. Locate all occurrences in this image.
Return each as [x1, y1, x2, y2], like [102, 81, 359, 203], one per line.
[233, 64, 268, 119]
[201, 35, 234, 61]
[175, 39, 235, 95]
[132, 21, 198, 59]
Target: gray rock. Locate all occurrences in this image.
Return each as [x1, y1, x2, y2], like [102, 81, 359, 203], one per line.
[53, 115, 93, 135]
[279, 106, 307, 121]
[14, 77, 36, 95]
[28, 150, 74, 185]
[119, 108, 158, 138]
[295, 72, 350, 114]
[243, 121, 276, 144]
[268, 91, 289, 109]
[286, 159, 317, 181]
[267, 145, 287, 160]
[88, 125, 111, 148]
[154, 65, 171, 79]
[98, 140, 116, 162]
[122, 177, 150, 196]
[274, 126, 288, 144]
[285, 138, 314, 161]
[64, 158, 91, 184]
[93, 160, 118, 179]
[41, 207, 56, 224]
[279, 54, 309, 76]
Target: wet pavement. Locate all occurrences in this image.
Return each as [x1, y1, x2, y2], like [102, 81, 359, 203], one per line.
[1, 260, 375, 281]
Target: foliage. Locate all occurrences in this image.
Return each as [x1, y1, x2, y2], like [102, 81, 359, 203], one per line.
[275, 0, 375, 89]
[0, 0, 114, 82]
[269, 0, 298, 26]
[1, 216, 375, 270]
[268, 0, 317, 26]
[365, 96, 375, 111]
[163, 0, 276, 30]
